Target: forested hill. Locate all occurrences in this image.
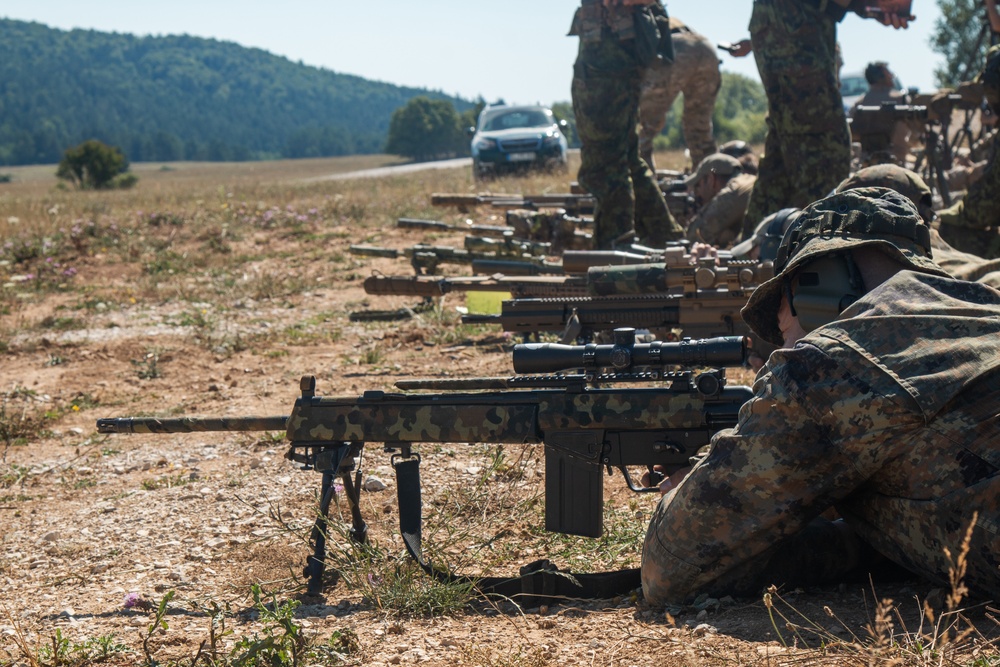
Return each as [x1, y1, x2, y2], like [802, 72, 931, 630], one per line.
[0, 18, 473, 166]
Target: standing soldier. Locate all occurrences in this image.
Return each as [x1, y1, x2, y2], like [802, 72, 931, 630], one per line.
[570, 0, 684, 249]
[638, 16, 721, 171]
[740, 0, 911, 240]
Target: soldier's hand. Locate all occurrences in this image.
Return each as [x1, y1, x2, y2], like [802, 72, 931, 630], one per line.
[729, 39, 753, 58]
[873, 11, 910, 29]
[689, 242, 720, 265]
[856, 1, 912, 28]
[641, 465, 692, 495]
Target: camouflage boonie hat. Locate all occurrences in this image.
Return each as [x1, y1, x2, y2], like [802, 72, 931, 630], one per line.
[682, 153, 742, 186]
[836, 164, 934, 222]
[741, 188, 949, 347]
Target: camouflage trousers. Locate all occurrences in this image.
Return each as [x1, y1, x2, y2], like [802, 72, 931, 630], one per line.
[638, 29, 721, 170]
[938, 133, 1000, 259]
[676, 518, 908, 598]
[741, 0, 851, 239]
[573, 66, 683, 248]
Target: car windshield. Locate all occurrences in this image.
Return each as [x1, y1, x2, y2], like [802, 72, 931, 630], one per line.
[840, 77, 868, 97]
[482, 110, 552, 132]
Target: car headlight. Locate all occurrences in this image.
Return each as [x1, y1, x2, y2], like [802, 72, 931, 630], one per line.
[473, 138, 497, 151]
[542, 132, 562, 148]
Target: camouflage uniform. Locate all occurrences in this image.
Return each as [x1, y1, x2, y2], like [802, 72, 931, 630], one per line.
[837, 164, 1000, 287]
[685, 173, 756, 248]
[638, 17, 720, 170]
[740, 0, 852, 240]
[571, 0, 684, 249]
[642, 189, 1000, 605]
[937, 45, 1000, 259]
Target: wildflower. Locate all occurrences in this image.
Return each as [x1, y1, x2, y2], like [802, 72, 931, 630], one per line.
[123, 592, 151, 611]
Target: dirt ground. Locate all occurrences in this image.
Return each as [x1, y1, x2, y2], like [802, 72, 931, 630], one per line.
[0, 159, 997, 666]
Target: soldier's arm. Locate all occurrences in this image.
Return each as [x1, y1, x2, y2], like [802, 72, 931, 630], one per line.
[683, 182, 745, 249]
[640, 341, 920, 605]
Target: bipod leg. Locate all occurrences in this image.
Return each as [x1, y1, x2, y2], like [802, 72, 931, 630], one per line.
[305, 470, 337, 595]
[340, 467, 369, 545]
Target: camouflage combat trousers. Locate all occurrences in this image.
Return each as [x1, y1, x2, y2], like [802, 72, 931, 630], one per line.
[741, 0, 851, 239]
[573, 65, 683, 249]
[638, 29, 721, 170]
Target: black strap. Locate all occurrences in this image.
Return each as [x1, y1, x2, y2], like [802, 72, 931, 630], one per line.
[393, 455, 642, 607]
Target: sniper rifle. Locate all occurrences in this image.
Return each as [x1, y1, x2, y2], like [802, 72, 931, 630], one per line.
[361, 258, 770, 300]
[463, 289, 752, 343]
[97, 332, 752, 599]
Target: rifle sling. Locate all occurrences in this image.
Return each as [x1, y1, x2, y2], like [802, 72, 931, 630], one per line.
[392, 454, 641, 607]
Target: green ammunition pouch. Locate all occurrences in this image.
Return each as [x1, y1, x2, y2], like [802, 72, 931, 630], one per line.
[569, 2, 604, 43]
[571, 1, 667, 67]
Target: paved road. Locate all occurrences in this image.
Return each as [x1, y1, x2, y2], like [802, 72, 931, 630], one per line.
[305, 157, 472, 182]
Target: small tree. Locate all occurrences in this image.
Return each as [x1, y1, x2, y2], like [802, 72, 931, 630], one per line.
[931, 0, 994, 87]
[56, 139, 133, 189]
[385, 96, 465, 161]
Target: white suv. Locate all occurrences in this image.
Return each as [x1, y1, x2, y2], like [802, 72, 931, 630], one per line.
[469, 104, 568, 180]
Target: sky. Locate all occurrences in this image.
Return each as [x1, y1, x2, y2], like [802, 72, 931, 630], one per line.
[1, 1, 950, 106]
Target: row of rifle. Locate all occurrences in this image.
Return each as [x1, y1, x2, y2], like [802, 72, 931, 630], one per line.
[349, 199, 771, 343]
[98, 180, 761, 597]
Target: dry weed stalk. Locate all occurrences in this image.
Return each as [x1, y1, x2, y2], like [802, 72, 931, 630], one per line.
[758, 513, 999, 666]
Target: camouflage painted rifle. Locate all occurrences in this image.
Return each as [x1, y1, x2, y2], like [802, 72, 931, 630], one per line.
[431, 192, 596, 216]
[349, 238, 561, 275]
[398, 213, 593, 252]
[97, 332, 752, 595]
[463, 288, 751, 343]
[362, 258, 770, 300]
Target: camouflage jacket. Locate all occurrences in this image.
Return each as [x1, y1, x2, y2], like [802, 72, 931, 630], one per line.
[684, 173, 756, 249]
[642, 271, 1000, 605]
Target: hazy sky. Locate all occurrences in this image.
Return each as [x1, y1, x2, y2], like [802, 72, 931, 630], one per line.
[2, 1, 950, 105]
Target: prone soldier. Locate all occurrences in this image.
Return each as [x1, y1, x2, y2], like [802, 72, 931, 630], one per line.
[682, 153, 755, 249]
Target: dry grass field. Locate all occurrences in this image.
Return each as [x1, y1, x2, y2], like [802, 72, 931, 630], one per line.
[0, 152, 997, 666]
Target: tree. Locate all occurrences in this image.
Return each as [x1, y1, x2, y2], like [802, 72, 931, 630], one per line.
[56, 139, 132, 189]
[384, 96, 465, 161]
[931, 0, 994, 88]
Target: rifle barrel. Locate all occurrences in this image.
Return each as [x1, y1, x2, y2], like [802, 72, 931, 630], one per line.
[97, 416, 288, 434]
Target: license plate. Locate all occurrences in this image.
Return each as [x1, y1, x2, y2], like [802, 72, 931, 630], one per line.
[507, 152, 536, 162]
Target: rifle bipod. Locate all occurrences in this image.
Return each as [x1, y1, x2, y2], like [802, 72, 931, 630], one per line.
[302, 443, 368, 595]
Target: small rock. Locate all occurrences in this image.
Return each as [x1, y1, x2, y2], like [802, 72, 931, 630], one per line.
[363, 476, 387, 492]
[693, 623, 717, 637]
[696, 609, 708, 621]
[40, 531, 59, 543]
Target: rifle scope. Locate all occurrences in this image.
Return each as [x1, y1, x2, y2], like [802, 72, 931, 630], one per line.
[512, 328, 746, 374]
